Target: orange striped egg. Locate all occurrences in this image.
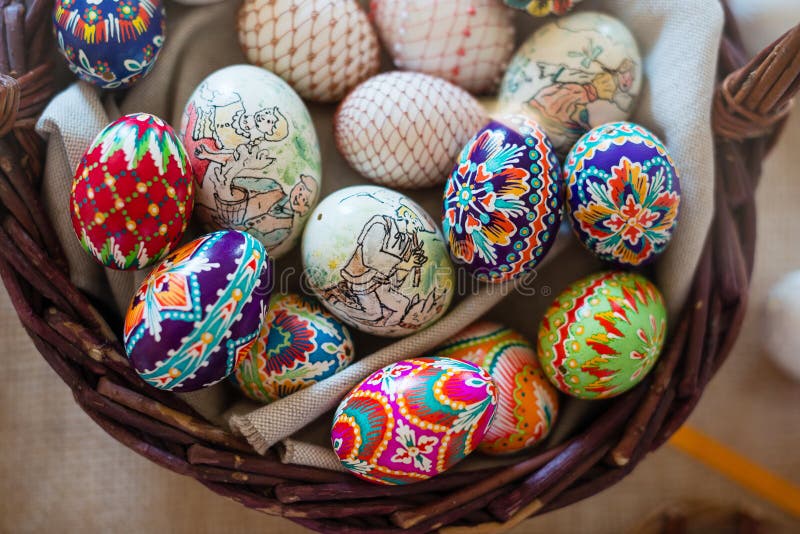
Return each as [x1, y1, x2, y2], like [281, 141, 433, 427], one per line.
[432, 321, 559, 455]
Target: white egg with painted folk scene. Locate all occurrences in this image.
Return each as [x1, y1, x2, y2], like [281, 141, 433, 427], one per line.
[302, 186, 455, 338]
[180, 65, 322, 260]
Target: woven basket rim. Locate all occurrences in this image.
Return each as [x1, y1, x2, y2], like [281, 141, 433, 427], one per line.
[1, 0, 799, 532]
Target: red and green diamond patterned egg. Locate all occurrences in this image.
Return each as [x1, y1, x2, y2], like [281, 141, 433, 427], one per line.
[71, 113, 195, 270]
[537, 271, 667, 400]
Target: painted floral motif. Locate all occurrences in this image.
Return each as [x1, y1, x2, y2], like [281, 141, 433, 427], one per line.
[504, 0, 582, 16]
[537, 271, 667, 399]
[432, 322, 559, 455]
[54, 0, 165, 89]
[71, 114, 194, 270]
[124, 231, 272, 392]
[232, 293, 354, 403]
[565, 122, 681, 266]
[332, 357, 497, 485]
[443, 115, 562, 283]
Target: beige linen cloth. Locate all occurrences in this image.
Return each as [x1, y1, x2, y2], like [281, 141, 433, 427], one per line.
[36, 0, 723, 469]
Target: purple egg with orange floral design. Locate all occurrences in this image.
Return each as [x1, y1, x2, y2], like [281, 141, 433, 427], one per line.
[443, 114, 563, 283]
[563, 122, 681, 267]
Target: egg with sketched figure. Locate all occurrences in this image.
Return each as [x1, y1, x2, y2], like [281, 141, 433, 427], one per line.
[334, 72, 488, 189]
[443, 114, 563, 283]
[370, 0, 515, 94]
[432, 322, 559, 455]
[564, 121, 681, 267]
[503, 0, 582, 16]
[332, 357, 498, 485]
[238, 0, 380, 102]
[537, 271, 667, 400]
[499, 11, 642, 155]
[53, 0, 165, 90]
[231, 293, 355, 403]
[70, 113, 194, 271]
[302, 185, 455, 338]
[180, 65, 322, 260]
[123, 230, 272, 392]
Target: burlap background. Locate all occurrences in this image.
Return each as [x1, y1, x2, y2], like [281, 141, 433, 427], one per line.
[1, 0, 798, 532]
[34, 0, 724, 469]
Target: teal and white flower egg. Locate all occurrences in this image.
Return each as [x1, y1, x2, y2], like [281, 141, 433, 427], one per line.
[232, 293, 355, 403]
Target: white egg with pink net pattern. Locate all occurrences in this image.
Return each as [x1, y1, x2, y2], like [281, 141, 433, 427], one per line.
[370, 0, 516, 94]
[238, 0, 380, 103]
[334, 72, 488, 189]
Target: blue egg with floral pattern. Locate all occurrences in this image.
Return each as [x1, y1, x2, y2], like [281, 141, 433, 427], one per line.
[443, 114, 563, 283]
[123, 230, 272, 392]
[563, 121, 681, 267]
[232, 293, 355, 404]
[53, 0, 166, 90]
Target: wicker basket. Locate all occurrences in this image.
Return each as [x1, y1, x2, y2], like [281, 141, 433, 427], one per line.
[1, 1, 799, 532]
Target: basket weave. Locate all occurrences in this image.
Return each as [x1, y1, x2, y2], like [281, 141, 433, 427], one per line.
[1, 1, 799, 532]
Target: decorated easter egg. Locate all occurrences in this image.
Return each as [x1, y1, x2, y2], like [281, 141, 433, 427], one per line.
[335, 72, 488, 189]
[332, 357, 497, 485]
[180, 65, 321, 260]
[432, 322, 558, 455]
[302, 185, 455, 337]
[123, 230, 272, 392]
[503, 0, 582, 16]
[232, 293, 355, 403]
[53, 0, 165, 90]
[238, 0, 380, 103]
[71, 113, 194, 270]
[538, 271, 667, 400]
[443, 114, 563, 283]
[499, 11, 642, 154]
[564, 122, 681, 266]
[370, 0, 515, 94]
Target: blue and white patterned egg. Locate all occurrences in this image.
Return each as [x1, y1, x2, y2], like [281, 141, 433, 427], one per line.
[232, 293, 355, 403]
[564, 122, 681, 267]
[53, 0, 165, 90]
[123, 230, 272, 392]
[443, 114, 563, 283]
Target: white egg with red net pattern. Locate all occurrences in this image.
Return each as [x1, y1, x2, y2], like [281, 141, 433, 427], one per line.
[238, 0, 380, 103]
[334, 72, 488, 189]
[370, 0, 516, 94]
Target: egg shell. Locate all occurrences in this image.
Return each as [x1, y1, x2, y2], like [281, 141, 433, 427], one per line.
[538, 271, 667, 400]
[332, 357, 497, 485]
[232, 293, 355, 403]
[71, 113, 194, 270]
[503, 0, 582, 16]
[564, 121, 681, 266]
[370, 0, 515, 94]
[238, 0, 380, 103]
[499, 11, 642, 154]
[123, 230, 272, 392]
[302, 185, 455, 337]
[180, 65, 322, 260]
[443, 114, 563, 283]
[54, 0, 165, 90]
[432, 322, 559, 455]
[335, 72, 488, 189]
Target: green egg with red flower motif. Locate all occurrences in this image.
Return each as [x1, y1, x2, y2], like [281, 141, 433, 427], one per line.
[537, 271, 667, 400]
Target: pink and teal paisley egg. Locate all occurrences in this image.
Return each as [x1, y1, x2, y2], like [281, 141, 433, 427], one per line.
[54, 0, 165, 89]
[537, 271, 667, 400]
[71, 113, 194, 270]
[433, 322, 559, 455]
[564, 122, 681, 267]
[443, 114, 562, 283]
[123, 230, 272, 392]
[332, 357, 497, 485]
[232, 293, 355, 403]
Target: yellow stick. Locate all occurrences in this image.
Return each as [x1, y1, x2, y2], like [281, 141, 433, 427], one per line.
[669, 425, 800, 518]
